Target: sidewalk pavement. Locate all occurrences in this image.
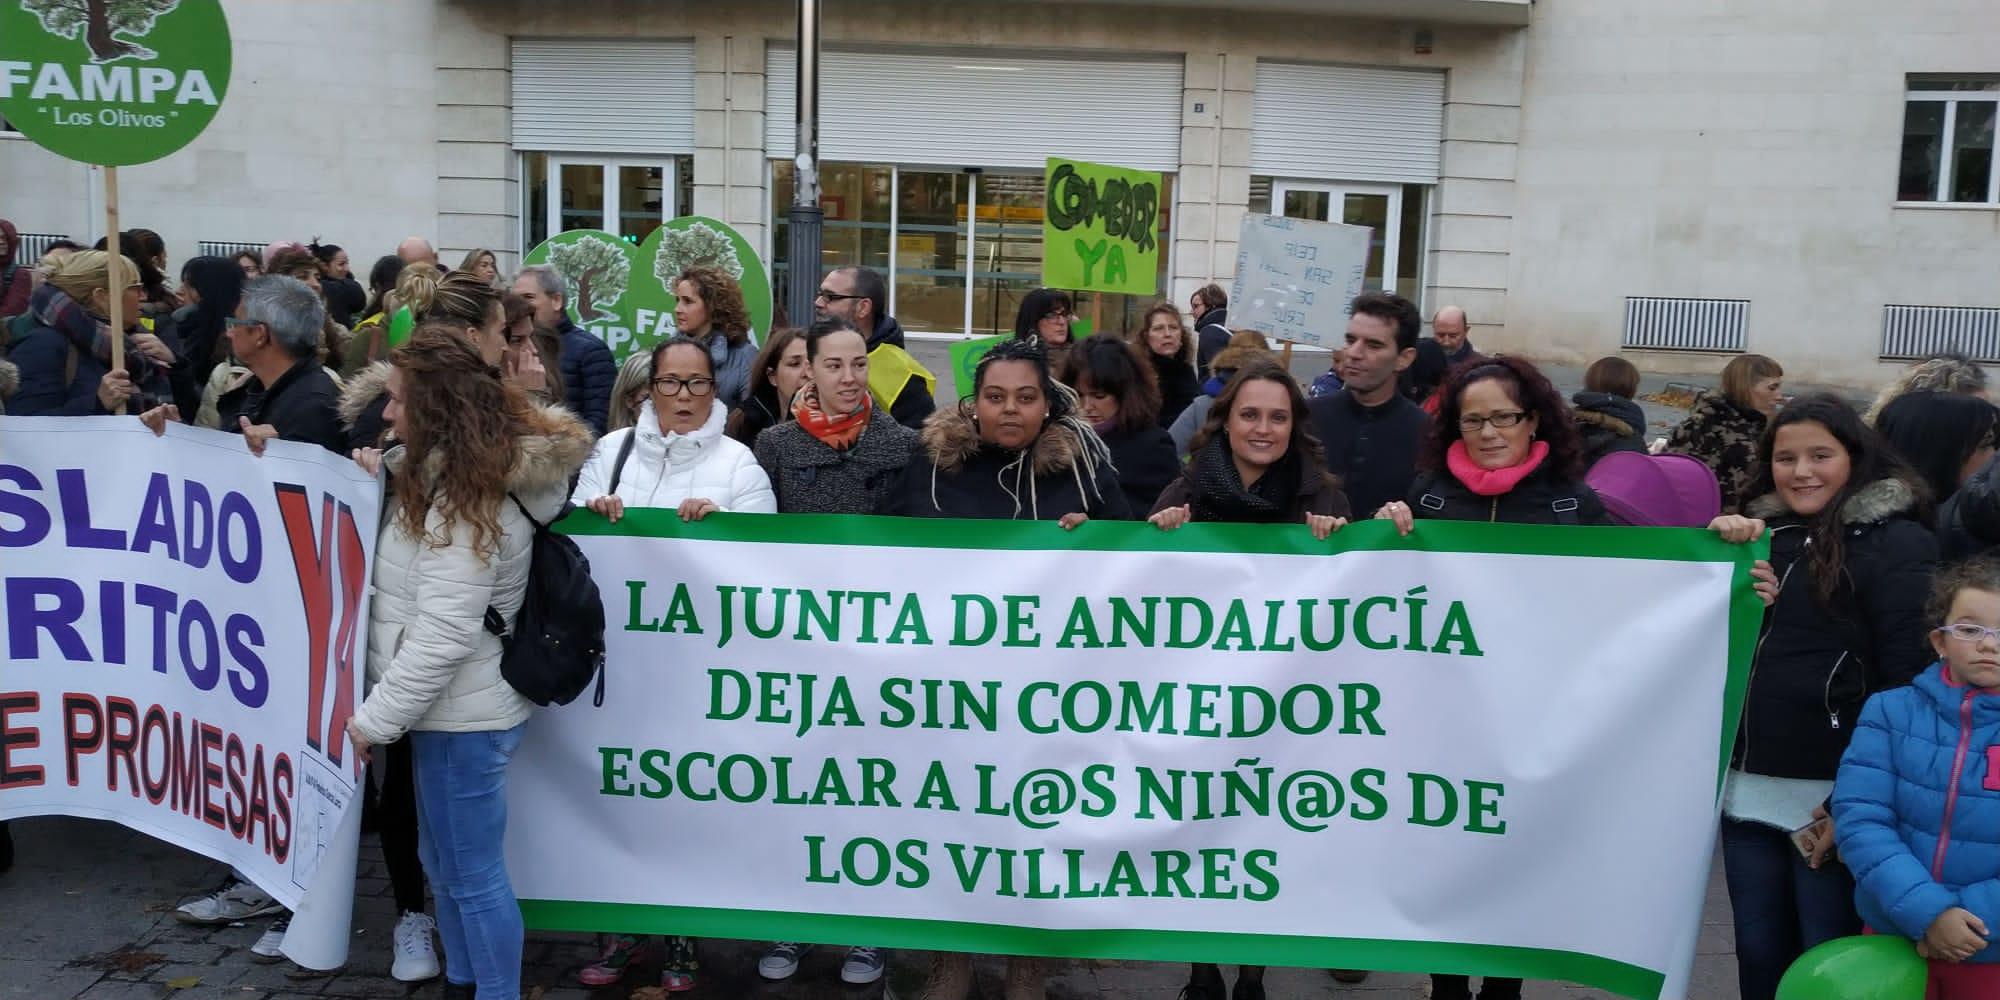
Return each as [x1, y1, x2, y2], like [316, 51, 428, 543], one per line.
[0, 814, 1743, 999]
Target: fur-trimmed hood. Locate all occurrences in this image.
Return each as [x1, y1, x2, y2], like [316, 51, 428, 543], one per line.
[1745, 476, 1922, 526]
[1572, 391, 1644, 439]
[385, 402, 593, 497]
[919, 402, 1085, 477]
[338, 360, 391, 429]
[0, 357, 18, 403]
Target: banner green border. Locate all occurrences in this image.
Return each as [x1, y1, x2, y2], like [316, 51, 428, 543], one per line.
[543, 512, 1768, 1000]
[517, 900, 1663, 997]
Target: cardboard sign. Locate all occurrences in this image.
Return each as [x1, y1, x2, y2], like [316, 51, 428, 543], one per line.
[1043, 157, 1162, 296]
[1229, 214, 1372, 347]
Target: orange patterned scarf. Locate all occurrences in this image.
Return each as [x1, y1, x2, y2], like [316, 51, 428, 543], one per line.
[793, 382, 870, 450]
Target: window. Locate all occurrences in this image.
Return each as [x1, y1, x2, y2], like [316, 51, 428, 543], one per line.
[520, 152, 691, 251]
[1249, 177, 1431, 305]
[773, 162, 1174, 338]
[1900, 76, 1999, 205]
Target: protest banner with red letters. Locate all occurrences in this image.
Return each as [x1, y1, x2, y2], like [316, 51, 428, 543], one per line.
[0, 416, 374, 965]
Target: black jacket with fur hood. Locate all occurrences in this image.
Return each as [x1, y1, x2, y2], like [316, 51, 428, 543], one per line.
[1736, 477, 1938, 780]
[879, 405, 1134, 521]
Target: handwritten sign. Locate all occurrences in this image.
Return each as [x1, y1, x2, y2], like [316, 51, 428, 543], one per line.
[1043, 157, 1161, 295]
[1228, 214, 1371, 347]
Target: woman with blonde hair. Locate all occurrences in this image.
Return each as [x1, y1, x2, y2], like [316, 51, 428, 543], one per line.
[1666, 353, 1784, 514]
[348, 326, 592, 1000]
[9, 249, 174, 415]
[606, 351, 654, 434]
[458, 248, 501, 288]
[350, 262, 442, 374]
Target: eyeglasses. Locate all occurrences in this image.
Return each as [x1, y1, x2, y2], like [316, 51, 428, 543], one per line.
[1936, 624, 2000, 643]
[224, 318, 263, 330]
[1041, 310, 1073, 322]
[815, 289, 865, 303]
[1458, 411, 1529, 432]
[651, 376, 716, 397]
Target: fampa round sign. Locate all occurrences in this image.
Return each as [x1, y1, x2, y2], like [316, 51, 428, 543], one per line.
[0, 0, 231, 166]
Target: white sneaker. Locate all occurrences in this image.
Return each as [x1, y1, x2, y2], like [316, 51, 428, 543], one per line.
[390, 911, 441, 982]
[176, 880, 283, 925]
[758, 941, 812, 981]
[250, 916, 290, 963]
[841, 946, 886, 985]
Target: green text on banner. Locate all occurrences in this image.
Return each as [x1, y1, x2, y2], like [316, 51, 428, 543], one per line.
[1043, 157, 1163, 295]
[505, 513, 1764, 1000]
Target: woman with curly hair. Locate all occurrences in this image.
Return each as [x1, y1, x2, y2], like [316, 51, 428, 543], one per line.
[672, 264, 756, 408]
[347, 325, 592, 1000]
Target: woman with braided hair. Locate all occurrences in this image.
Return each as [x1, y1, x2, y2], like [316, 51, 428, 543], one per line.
[880, 337, 1131, 525]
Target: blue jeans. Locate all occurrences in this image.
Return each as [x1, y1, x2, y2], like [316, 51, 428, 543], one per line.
[1721, 817, 1861, 1000]
[410, 726, 525, 998]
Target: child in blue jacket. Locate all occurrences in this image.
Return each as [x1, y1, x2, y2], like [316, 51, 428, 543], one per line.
[1835, 557, 2000, 997]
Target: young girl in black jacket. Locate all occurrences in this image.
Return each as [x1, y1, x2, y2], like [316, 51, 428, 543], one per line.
[1708, 394, 1939, 1000]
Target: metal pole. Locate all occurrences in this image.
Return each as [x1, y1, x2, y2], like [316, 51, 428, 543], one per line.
[785, 0, 824, 327]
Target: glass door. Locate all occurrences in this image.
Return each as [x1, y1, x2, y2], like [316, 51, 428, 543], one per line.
[526, 154, 679, 248]
[893, 169, 972, 335]
[1271, 179, 1402, 293]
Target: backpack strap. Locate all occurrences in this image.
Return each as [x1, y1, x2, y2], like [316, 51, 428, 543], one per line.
[485, 493, 540, 637]
[1551, 496, 1581, 526]
[607, 431, 637, 496]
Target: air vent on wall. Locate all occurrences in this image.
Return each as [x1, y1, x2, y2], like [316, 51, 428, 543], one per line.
[1622, 297, 1749, 353]
[1881, 304, 2000, 363]
[198, 240, 265, 258]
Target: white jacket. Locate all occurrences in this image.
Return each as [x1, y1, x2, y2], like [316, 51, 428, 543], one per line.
[571, 398, 776, 514]
[351, 404, 594, 745]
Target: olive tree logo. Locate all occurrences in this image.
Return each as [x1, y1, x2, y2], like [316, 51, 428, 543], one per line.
[653, 221, 743, 286]
[0, 0, 230, 165]
[23, 0, 179, 63]
[548, 234, 632, 324]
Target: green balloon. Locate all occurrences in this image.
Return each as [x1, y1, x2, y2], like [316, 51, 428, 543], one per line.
[1776, 936, 1927, 1000]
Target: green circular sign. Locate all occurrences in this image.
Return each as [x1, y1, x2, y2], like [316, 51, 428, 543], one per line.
[0, 0, 232, 166]
[523, 218, 775, 364]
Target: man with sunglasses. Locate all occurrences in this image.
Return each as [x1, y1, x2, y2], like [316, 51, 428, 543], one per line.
[814, 266, 936, 429]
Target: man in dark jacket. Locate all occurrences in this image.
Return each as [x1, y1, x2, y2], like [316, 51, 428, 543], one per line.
[197, 275, 345, 454]
[1190, 282, 1232, 380]
[1307, 291, 1430, 518]
[815, 265, 936, 429]
[1403, 305, 1481, 404]
[515, 264, 614, 435]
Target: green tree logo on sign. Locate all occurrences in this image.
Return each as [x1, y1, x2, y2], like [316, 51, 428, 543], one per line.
[653, 221, 743, 286]
[23, 0, 179, 63]
[549, 235, 632, 324]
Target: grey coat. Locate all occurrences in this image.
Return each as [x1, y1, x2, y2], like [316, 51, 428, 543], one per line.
[753, 407, 918, 514]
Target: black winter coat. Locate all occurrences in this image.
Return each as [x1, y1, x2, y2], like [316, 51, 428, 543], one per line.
[1946, 452, 2000, 562]
[1737, 479, 1939, 779]
[1149, 352, 1201, 429]
[1308, 390, 1429, 519]
[880, 407, 1133, 521]
[556, 318, 617, 436]
[1102, 424, 1180, 516]
[231, 359, 346, 454]
[1571, 391, 1648, 467]
[1406, 462, 1613, 526]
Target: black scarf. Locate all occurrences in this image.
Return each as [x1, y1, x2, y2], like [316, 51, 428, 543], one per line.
[1188, 437, 1302, 523]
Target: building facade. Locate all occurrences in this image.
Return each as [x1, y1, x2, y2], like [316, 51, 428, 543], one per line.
[2, 0, 1994, 384]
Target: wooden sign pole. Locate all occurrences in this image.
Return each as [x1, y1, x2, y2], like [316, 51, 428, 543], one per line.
[104, 166, 125, 415]
[1280, 339, 1295, 370]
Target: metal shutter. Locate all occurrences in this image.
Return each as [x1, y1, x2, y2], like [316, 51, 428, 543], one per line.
[1252, 62, 1444, 184]
[767, 48, 1182, 171]
[511, 39, 696, 155]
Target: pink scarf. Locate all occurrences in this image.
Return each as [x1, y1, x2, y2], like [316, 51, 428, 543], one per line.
[1446, 440, 1550, 497]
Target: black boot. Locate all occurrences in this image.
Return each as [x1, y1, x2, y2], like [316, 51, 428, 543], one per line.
[438, 982, 474, 1000]
[0, 821, 13, 874]
[1230, 969, 1266, 1000]
[1477, 977, 1524, 1000]
[1430, 974, 1474, 1000]
[1180, 963, 1226, 1000]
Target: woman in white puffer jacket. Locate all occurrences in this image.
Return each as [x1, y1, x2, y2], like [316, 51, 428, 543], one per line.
[573, 335, 776, 524]
[346, 326, 592, 999]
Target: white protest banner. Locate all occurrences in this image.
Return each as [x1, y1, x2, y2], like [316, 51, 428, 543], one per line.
[507, 513, 1762, 1000]
[0, 417, 376, 968]
[1229, 213, 1373, 347]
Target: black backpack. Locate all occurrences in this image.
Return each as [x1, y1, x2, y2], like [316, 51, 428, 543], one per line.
[484, 495, 607, 707]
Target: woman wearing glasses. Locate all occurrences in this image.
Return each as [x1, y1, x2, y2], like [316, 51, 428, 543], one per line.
[1013, 287, 1077, 373]
[567, 335, 773, 991]
[1377, 356, 1608, 1000]
[1705, 395, 1937, 1000]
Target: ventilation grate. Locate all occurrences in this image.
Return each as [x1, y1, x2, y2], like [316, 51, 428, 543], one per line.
[17, 232, 71, 260]
[1622, 297, 1749, 353]
[198, 240, 265, 259]
[1881, 305, 2000, 363]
